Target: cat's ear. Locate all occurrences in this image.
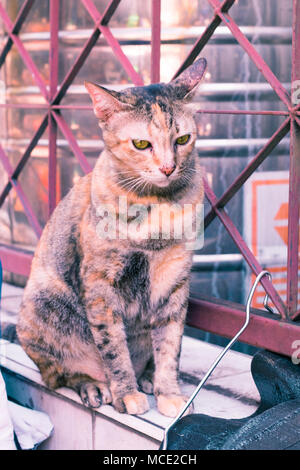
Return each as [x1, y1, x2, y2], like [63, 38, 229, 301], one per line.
[85, 81, 132, 122]
[170, 57, 207, 102]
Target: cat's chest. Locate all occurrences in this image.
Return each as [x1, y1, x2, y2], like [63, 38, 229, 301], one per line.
[114, 247, 190, 313]
[148, 245, 191, 307]
[100, 246, 191, 314]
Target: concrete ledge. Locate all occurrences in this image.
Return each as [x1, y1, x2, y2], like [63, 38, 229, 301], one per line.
[0, 335, 260, 450]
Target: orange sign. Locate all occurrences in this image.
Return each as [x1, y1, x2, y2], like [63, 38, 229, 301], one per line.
[244, 171, 300, 310]
[274, 202, 300, 247]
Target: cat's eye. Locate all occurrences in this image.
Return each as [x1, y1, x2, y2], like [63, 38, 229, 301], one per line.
[175, 134, 190, 145]
[132, 139, 152, 150]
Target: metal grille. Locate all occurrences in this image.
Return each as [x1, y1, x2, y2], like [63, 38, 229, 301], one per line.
[0, 0, 299, 357]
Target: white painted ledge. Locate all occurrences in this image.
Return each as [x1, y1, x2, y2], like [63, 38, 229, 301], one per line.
[0, 336, 260, 450]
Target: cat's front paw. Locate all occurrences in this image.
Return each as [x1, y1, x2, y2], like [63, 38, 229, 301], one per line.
[156, 394, 193, 418]
[113, 391, 150, 415]
[79, 381, 112, 408]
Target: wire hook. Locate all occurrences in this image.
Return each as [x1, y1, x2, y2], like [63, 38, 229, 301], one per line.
[161, 269, 273, 450]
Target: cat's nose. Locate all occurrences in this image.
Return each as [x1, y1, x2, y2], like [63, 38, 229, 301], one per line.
[159, 164, 176, 177]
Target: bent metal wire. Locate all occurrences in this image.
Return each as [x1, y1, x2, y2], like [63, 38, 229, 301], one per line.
[0, 0, 299, 357]
[162, 270, 273, 451]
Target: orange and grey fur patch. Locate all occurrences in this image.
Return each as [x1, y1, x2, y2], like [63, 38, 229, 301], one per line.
[17, 58, 207, 417]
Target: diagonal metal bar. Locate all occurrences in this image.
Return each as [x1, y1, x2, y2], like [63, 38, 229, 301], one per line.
[52, 27, 100, 105]
[51, 111, 92, 174]
[207, 0, 291, 109]
[204, 117, 291, 229]
[293, 309, 300, 321]
[97, 25, 144, 85]
[0, 1, 48, 100]
[79, 0, 112, 22]
[0, 114, 48, 209]
[81, 0, 144, 86]
[0, 180, 12, 210]
[203, 177, 288, 320]
[0, 0, 35, 68]
[51, 0, 122, 105]
[0, 145, 42, 238]
[172, 0, 235, 79]
[3, 0, 35, 34]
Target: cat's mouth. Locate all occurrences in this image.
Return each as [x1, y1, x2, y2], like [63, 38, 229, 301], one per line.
[140, 169, 180, 188]
[117, 167, 192, 196]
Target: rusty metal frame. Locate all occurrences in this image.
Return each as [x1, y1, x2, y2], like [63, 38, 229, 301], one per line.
[0, 0, 299, 357]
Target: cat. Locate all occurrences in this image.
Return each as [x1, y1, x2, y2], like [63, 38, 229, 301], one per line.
[17, 58, 207, 418]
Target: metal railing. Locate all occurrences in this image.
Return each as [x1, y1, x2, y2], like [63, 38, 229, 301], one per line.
[0, 0, 299, 357]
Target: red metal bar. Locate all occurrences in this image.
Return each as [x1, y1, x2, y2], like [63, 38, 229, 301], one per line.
[0, 103, 89, 109]
[0, 145, 42, 238]
[197, 109, 290, 116]
[0, 244, 33, 277]
[48, 109, 57, 216]
[172, 0, 235, 79]
[204, 117, 291, 228]
[0, 115, 48, 208]
[187, 296, 300, 358]
[52, 0, 122, 105]
[80, 0, 125, 25]
[0, 103, 291, 116]
[52, 27, 100, 105]
[49, 0, 59, 99]
[286, 0, 300, 318]
[151, 0, 161, 84]
[98, 25, 144, 86]
[207, 0, 291, 110]
[48, 0, 60, 216]
[0, 2, 48, 101]
[81, 0, 144, 86]
[203, 177, 288, 319]
[51, 111, 92, 174]
[0, 0, 35, 68]
[287, 119, 300, 318]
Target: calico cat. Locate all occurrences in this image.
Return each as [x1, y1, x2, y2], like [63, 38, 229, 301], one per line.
[17, 58, 207, 417]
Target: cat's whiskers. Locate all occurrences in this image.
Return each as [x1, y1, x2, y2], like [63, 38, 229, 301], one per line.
[120, 176, 146, 194]
[129, 178, 148, 194]
[116, 175, 140, 189]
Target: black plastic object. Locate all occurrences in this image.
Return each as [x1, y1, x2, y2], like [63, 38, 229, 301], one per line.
[164, 350, 300, 450]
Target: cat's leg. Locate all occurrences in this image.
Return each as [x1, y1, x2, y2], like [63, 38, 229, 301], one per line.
[138, 356, 155, 394]
[17, 291, 112, 408]
[84, 282, 149, 415]
[151, 280, 192, 417]
[19, 336, 112, 408]
[63, 374, 112, 407]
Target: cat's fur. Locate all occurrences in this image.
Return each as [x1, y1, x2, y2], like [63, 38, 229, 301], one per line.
[17, 58, 207, 417]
